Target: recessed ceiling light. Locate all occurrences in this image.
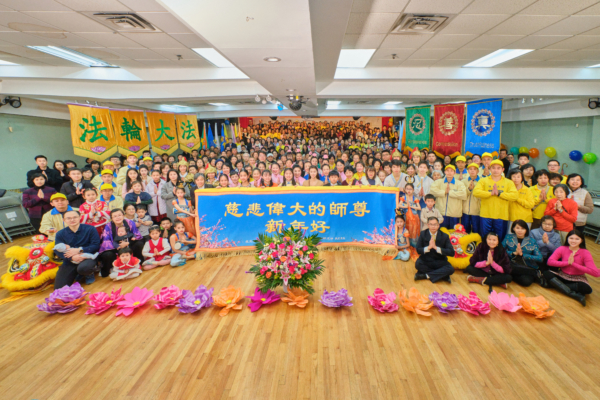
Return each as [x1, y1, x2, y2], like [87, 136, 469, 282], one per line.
[286, 88, 296, 92]
[384, 101, 402, 105]
[327, 101, 341, 105]
[464, 49, 533, 68]
[192, 48, 235, 68]
[208, 103, 228, 106]
[27, 46, 117, 67]
[337, 49, 375, 68]
[264, 57, 281, 62]
[0, 59, 18, 65]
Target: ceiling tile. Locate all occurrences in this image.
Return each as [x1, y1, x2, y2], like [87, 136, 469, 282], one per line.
[487, 15, 565, 35]
[28, 55, 85, 66]
[432, 59, 471, 67]
[120, 32, 186, 48]
[577, 2, 600, 14]
[534, 16, 600, 35]
[166, 59, 214, 68]
[493, 59, 543, 67]
[109, 59, 146, 68]
[170, 33, 210, 48]
[110, 47, 166, 59]
[548, 48, 600, 60]
[505, 35, 572, 49]
[74, 32, 146, 48]
[379, 33, 432, 48]
[404, 0, 472, 14]
[367, 58, 405, 67]
[462, 35, 524, 49]
[0, 11, 63, 31]
[372, 47, 416, 60]
[0, 31, 58, 46]
[519, 0, 599, 15]
[0, 0, 71, 11]
[420, 34, 477, 49]
[151, 47, 202, 60]
[351, 0, 410, 13]
[461, 0, 537, 14]
[0, 45, 41, 57]
[223, 48, 314, 68]
[0, 55, 51, 65]
[342, 34, 386, 49]
[137, 12, 192, 34]
[520, 49, 575, 59]
[346, 12, 400, 34]
[441, 14, 511, 35]
[43, 32, 105, 46]
[23, 11, 113, 33]
[400, 59, 438, 67]
[539, 59, 597, 67]
[71, 47, 128, 60]
[0, 4, 11, 11]
[118, 0, 167, 12]
[545, 35, 600, 49]
[443, 48, 492, 59]
[408, 48, 455, 60]
[55, 0, 131, 12]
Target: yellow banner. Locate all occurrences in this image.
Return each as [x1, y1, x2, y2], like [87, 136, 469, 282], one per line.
[68, 104, 117, 161]
[147, 112, 178, 155]
[175, 114, 200, 152]
[110, 109, 149, 157]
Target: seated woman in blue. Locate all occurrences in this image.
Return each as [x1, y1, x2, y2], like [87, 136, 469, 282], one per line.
[501, 219, 542, 287]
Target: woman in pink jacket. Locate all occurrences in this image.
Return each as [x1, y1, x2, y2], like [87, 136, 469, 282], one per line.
[546, 230, 599, 306]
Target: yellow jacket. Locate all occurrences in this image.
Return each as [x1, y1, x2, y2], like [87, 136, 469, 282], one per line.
[101, 195, 124, 211]
[530, 185, 554, 219]
[509, 185, 535, 222]
[473, 176, 518, 220]
[429, 177, 467, 218]
[39, 206, 78, 241]
[461, 175, 481, 216]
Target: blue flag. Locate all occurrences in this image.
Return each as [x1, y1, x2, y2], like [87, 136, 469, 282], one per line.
[220, 124, 225, 152]
[207, 123, 215, 148]
[464, 98, 503, 156]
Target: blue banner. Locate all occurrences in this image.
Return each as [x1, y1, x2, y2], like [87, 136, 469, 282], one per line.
[194, 187, 398, 253]
[464, 98, 503, 156]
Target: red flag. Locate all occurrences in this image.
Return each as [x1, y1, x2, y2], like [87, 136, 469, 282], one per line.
[432, 104, 465, 158]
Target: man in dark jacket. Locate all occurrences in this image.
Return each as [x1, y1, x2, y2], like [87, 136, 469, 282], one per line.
[415, 217, 455, 283]
[27, 155, 62, 192]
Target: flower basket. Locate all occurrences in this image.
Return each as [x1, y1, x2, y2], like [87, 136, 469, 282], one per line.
[248, 227, 325, 294]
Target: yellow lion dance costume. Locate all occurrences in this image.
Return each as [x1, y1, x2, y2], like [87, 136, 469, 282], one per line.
[1, 235, 61, 297]
[440, 224, 482, 270]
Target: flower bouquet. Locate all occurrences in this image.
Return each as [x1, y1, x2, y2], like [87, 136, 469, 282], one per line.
[248, 227, 324, 294]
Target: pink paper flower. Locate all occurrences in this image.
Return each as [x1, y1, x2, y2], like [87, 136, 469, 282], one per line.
[489, 290, 522, 313]
[458, 291, 491, 316]
[128, 145, 140, 152]
[160, 144, 170, 150]
[115, 287, 154, 317]
[91, 146, 106, 154]
[86, 287, 124, 315]
[368, 288, 399, 313]
[246, 287, 280, 312]
[153, 285, 183, 309]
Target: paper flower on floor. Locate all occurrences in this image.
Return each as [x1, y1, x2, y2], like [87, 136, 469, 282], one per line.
[319, 288, 353, 308]
[458, 291, 490, 316]
[153, 285, 183, 310]
[213, 285, 244, 316]
[518, 293, 555, 319]
[177, 285, 214, 314]
[489, 291, 522, 313]
[85, 287, 124, 315]
[429, 291, 460, 314]
[281, 288, 310, 308]
[399, 287, 433, 316]
[246, 287, 280, 312]
[115, 287, 154, 317]
[37, 282, 88, 314]
[368, 288, 398, 313]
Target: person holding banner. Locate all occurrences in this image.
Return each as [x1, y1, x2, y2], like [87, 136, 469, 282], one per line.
[429, 165, 467, 229]
[116, 153, 139, 186]
[473, 159, 518, 242]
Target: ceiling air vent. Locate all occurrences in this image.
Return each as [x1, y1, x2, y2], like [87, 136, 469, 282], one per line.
[391, 14, 450, 34]
[84, 13, 158, 32]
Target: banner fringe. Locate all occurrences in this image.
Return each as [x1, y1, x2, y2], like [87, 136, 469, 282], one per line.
[195, 246, 396, 260]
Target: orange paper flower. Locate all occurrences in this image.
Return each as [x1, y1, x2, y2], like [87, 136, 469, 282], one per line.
[518, 293, 555, 319]
[213, 285, 244, 316]
[399, 287, 433, 316]
[281, 288, 309, 308]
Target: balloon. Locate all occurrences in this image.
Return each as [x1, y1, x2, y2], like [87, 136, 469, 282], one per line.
[529, 148, 539, 158]
[224, 120, 230, 125]
[569, 150, 583, 162]
[544, 147, 557, 158]
[519, 146, 529, 154]
[583, 152, 597, 164]
[510, 147, 519, 155]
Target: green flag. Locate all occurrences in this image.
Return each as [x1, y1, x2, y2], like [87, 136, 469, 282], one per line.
[405, 105, 431, 149]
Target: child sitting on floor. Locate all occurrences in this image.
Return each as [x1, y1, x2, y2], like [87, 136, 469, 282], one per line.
[109, 247, 142, 281]
[169, 220, 196, 267]
[142, 226, 172, 270]
[394, 215, 411, 261]
[160, 217, 174, 239]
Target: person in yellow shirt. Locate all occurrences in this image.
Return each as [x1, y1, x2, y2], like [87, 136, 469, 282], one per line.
[455, 155, 468, 180]
[507, 169, 535, 231]
[530, 169, 554, 229]
[116, 153, 139, 185]
[461, 163, 481, 234]
[473, 159, 519, 241]
[478, 152, 493, 178]
[429, 165, 467, 229]
[91, 160, 117, 187]
[99, 183, 124, 210]
[95, 169, 123, 200]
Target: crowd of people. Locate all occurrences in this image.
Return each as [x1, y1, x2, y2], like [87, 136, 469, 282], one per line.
[21, 119, 598, 306]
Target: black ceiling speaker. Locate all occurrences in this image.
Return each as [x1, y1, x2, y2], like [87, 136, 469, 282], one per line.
[352, 116, 361, 121]
[589, 98, 599, 110]
[270, 116, 277, 121]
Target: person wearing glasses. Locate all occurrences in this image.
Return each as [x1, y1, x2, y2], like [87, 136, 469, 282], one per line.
[414, 217, 455, 283]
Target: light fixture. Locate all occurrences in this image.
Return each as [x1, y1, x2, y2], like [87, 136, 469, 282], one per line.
[1, 97, 21, 108]
[255, 94, 261, 102]
[588, 63, 600, 68]
[261, 99, 267, 104]
[522, 98, 525, 104]
[464, 49, 533, 68]
[531, 98, 534, 103]
[589, 98, 599, 109]
[337, 49, 376, 68]
[208, 103, 228, 106]
[327, 101, 341, 105]
[0, 59, 18, 66]
[192, 48, 235, 68]
[286, 88, 296, 92]
[27, 46, 117, 67]
[266, 95, 272, 102]
[384, 101, 402, 105]
[263, 57, 281, 62]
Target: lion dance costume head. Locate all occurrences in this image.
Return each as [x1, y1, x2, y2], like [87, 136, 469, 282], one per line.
[1, 235, 61, 294]
[440, 224, 482, 269]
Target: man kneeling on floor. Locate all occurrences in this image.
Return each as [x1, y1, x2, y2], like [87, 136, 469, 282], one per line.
[415, 216, 455, 283]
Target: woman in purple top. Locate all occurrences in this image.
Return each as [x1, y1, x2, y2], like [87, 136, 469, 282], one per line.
[98, 208, 144, 277]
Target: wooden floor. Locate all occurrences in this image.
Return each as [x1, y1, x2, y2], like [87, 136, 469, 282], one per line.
[1, 236, 600, 400]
